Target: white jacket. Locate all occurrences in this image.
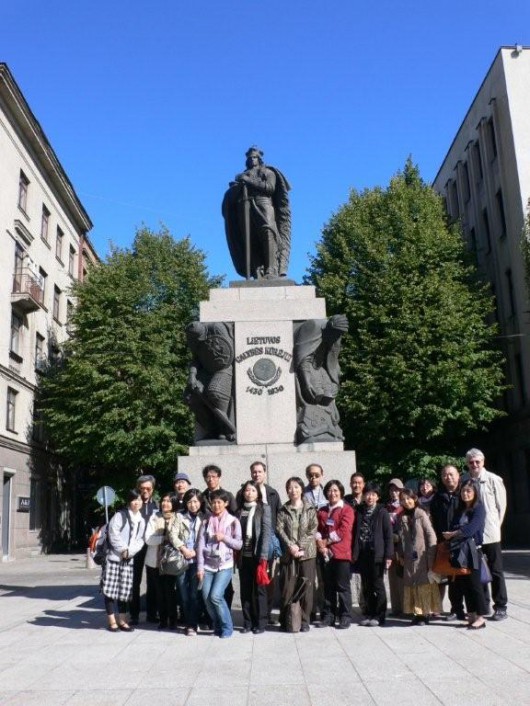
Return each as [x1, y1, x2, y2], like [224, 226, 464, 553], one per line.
[107, 509, 145, 562]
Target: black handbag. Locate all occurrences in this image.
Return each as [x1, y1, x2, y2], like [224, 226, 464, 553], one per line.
[159, 543, 187, 576]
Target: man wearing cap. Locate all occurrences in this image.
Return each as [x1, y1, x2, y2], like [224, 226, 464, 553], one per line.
[464, 448, 508, 621]
[386, 478, 404, 616]
[173, 472, 191, 513]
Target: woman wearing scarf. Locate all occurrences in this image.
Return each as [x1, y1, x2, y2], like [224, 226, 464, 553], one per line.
[169, 488, 205, 636]
[197, 489, 242, 638]
[398, 489, 440, 625]
[316, 480, 355, 629]
[102, 489, 146, 632]
[236, 480, 272, 634]
[145, 492, 179, 630]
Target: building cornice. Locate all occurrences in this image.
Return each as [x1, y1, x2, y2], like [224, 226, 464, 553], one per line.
[0, 63, 94, 238]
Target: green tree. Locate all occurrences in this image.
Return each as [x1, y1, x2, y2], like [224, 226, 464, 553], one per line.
[39, 227, 219, 491]
[307, 160, 505, 478]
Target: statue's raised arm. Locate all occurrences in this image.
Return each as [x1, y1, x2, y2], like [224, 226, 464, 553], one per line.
[222, 146, 291, 280]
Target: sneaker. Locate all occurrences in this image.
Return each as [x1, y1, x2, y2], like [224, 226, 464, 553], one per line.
[185, 627, 197, 636]
[359, 618, 371, 626]
[300, 623, 310, 633]
[411, 616, 426, 626]
[492, 609, 508, 621]
[316, 615, 334, 628]
[445, 611, 466, 622]
[368, 619, 379, 627]
[337, 617, 351, 630]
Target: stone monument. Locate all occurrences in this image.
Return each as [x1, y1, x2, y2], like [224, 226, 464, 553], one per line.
[178, 148, 356, 495]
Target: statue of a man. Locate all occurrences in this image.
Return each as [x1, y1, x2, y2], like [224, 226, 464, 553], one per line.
[222, 146, 291, 280]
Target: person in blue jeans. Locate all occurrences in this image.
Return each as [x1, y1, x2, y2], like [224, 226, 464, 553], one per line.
[197, 489, 242, 638]
[169, 488, 205, 636]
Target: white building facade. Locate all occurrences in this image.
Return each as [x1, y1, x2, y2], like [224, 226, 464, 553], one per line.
[0, 64, 96, 559]
[434, 46, 530, 542]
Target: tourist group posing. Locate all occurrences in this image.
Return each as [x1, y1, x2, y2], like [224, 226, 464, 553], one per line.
[98, 448, 508, 636]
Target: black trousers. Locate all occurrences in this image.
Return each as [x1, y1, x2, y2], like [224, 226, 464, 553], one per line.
[358, 551, 386, 622]
[321, 558, 352, 621]
[130, 546, 158, 621]
[482, 542, 507, 610]
[239, 556, 268, 630]
[457, 568, 488, 616]
[157, 573, 177, 625]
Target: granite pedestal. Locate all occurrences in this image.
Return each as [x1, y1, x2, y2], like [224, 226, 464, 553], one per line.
[178, 284, 356, 499]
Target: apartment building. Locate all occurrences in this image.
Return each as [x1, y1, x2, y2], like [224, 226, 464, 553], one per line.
[0, 63, 96, 559]
[434, 46, 530, 542]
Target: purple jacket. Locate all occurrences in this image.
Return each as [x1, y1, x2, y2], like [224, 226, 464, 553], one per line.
[197, 511, 242, 572]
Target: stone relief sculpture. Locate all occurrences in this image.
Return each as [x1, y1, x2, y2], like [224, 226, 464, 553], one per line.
[293, 314, 349, 444]
[184, 321, 236, 444]
[222, 146, 291, 280]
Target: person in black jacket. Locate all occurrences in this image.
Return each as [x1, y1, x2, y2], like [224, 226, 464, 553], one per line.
[236, 480, 272, 634]
[352, 482, 393, 626]
[430, 464, 465, 621]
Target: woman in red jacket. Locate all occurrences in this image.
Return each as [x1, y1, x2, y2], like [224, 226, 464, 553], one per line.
[316, 480, 355, 629]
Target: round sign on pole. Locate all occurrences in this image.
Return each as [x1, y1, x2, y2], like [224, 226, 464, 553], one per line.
[96, 486, 116, 507]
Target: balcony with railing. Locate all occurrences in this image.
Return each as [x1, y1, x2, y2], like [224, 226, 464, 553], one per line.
[12, 269, 45, 313]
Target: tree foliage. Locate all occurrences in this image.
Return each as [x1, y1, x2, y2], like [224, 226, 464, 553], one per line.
[307, 160, 505, 477]
[39, 227, 219, 490]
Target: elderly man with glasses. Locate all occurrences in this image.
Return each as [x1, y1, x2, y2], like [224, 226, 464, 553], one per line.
[464, 448, 508, 621]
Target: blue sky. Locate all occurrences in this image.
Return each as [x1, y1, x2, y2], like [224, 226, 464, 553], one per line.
[2, 2, 529, 283]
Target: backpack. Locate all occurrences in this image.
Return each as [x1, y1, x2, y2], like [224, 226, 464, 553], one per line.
[89, 511, 128, 566]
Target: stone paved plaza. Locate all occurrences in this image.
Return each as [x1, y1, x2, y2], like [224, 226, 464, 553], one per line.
[0, 551, 529, 705]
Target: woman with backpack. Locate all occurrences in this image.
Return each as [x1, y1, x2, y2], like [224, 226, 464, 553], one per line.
[101, 489, 146, 632]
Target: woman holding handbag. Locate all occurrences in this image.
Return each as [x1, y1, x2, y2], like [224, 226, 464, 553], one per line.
[276, 476, 317, 633]
[236, 480, 272, 634]
[145, 492, 179, 630]
[442, 480, 487, 630]
[169, 488, 205, 636]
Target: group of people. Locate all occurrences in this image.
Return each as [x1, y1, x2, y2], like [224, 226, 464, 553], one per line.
[99, 448, 508, 636]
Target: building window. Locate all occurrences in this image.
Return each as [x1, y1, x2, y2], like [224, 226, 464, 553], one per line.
[515, 353, 526, 407]
[29, 477, 42, 530]
[68, 245, 76, 277]
[473, 141, 483, 181]
[487, 117, 497, 160]
[18, 171, 29, 212]
[32, 405, 45, 444]
[53, 286, 61, 322]
[10, 312, 23, 358]
[66, 300, 74, 333]
[35, 332, 45, 371]
[39, 267, 48, 305]
[6, 388, 17, 431]
[496, 189, 507, 238]
[482, 208, 492, 254]
[462, 162, 471, 203]
[56, 227, 64, 262]
[450, 180, 460, 219]
[469, 227, 477, 254]
[41, 205, 50, 243]
[506, 269, 516, 317]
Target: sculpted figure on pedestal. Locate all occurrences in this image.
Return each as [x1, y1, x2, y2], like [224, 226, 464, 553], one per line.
[184, 321, 236, 444]
[222, 146, 291, 280]
[293, 314, 348, 445]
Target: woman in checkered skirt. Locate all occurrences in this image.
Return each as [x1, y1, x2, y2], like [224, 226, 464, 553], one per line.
[102, 489, 146, 632]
